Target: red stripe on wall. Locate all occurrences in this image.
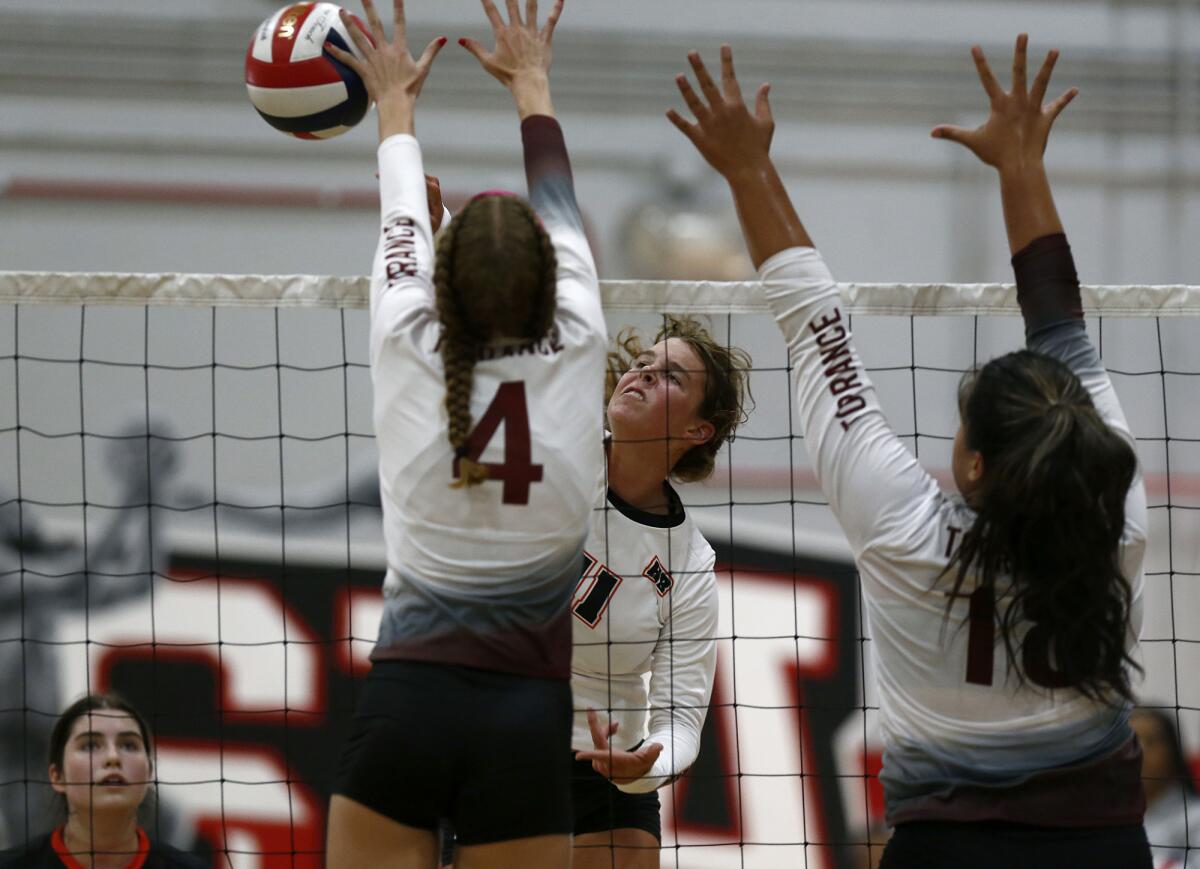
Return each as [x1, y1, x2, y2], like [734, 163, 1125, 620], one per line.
[3, 176, 380, 210]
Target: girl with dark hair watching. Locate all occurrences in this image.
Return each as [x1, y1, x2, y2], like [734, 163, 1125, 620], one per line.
[1132, 707, 1200, 868]
[323, 0, 606, 867]
[0, 693, 205, 869]
[669, 34, 1149, 869]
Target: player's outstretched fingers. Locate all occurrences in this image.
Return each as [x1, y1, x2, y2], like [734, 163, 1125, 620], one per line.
[720, 44, 742, 101]
[971, 45, 1003, 102]
[459, 36, 487, 63]
[540, 0, 563, 39]
[480, 0, 505, 31]
[505, 0, 522, 27]
[391, 0, 408, 42]
[666, 108, 700, 145]
[755, 83, 773, 126]
[338, 9, 375, 58]
[1046, 86, 1078, 123]
[688, 50, 722, 105]
[1029, 49, 1059, 106]
[325, 41, 366, 80]
[415, 35, 448, 78]
[360, 0, 388, 44]
[675, 73, 709, 122]
[585, 708, 617, 750]
[1012, 32, 1028, 95]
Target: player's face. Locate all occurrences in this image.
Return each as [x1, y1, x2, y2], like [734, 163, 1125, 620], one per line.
[50, 711, 151, 820]
[608, 337, 715, 454]
[952, 422, 984, 501]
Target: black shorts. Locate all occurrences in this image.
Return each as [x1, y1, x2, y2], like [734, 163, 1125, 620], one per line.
[572, 757, 662, 841]
[332, 659, 573, 846]
[879, 820, 1152, 869]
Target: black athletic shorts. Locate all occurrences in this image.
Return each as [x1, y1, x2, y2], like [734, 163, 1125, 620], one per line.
[572, 757, 662, 841]
[879, 820, 1152, 869]
[332, 659, 573, 846]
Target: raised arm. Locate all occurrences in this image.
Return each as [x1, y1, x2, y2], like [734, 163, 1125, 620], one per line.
[327, 0, 446, 141]
[934, 35, 1147, 576]
[931, 34, 1076, 256]
[668, 48, 941, 557]
[666, 45, 811, 268]
[462, 0, 601, 320]
[460, 0, 562, 120]
[328, 0, 446, 332]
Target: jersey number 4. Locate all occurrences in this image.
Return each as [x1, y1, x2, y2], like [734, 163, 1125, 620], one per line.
[453, 381, 543, 505]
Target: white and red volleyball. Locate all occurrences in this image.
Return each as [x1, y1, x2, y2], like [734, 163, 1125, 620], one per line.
[245, 3, 373, 140]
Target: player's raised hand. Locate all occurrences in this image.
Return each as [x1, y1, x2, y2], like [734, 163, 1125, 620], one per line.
[574, 709, 664, 786]
[667, 45, 774, 179]
[326, 0, 447, 137]
[460, 0, 563, 117]
[932, 34, 1077, 171]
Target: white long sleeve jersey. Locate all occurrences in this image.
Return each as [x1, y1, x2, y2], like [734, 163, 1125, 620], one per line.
[760, 245, 1147, 824]
[570, 483, 719, 794]
[369, 133, 607, 679]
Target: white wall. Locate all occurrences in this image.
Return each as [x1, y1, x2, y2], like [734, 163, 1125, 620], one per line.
[0, 0, 1197, 280]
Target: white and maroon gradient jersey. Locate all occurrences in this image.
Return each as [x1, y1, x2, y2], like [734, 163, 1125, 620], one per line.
[368, 119, 607, 680]
[760, 236, 1147, 826]
[570, 483, 719, 794]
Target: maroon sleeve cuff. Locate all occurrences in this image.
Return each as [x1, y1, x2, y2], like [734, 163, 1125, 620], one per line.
[521, 115, 573, 187]
[1012, 232, 1083, 334]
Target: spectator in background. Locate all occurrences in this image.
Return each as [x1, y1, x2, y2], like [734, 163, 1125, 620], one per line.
[0, 693, 206, 868]
[1133, 708, 1200, 869]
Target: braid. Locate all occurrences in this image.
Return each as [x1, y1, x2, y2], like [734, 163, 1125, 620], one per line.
[433, 193, 558, 492]
[434, 204, 488, 488]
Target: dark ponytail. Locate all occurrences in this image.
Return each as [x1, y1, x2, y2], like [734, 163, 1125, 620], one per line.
[948, 350, 1140, 701]
[433, 194, 557, 489]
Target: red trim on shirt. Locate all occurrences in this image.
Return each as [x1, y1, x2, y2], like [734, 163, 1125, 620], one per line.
[51, 826, 150, 869]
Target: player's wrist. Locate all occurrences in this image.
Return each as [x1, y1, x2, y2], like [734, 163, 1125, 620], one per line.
[510, 73, 554, 119]
[377, 98, 418, 138]
[994, 154, 1047, 181]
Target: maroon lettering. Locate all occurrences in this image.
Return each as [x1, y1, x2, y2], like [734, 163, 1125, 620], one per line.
[383, 217, 419, 282]
[944, 525, 962, 559]
[835, 395, 866, 417]
[823, 355, 855, 378]
[455, 381, 544, 504]
[830, 373, 861, 396]
[809, 309, 843, 335]
[819, 342, 851, 369]
[815, 325, 847, 348]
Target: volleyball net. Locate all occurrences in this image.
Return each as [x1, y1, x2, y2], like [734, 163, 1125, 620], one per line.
[1, 272, 1197, 869]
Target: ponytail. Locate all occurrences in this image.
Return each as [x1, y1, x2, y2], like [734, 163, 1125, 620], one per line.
[947, 350, 1140, 700]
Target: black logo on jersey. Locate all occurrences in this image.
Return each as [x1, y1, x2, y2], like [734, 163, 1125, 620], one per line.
[572, 552, 674, 628]
[642, 556, 673, 597]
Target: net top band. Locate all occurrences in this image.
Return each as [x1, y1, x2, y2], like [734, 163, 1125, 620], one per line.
[1, 271, 1198, 317]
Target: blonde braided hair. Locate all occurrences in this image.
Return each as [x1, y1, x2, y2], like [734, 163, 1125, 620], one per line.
[434, 194, 558, 489]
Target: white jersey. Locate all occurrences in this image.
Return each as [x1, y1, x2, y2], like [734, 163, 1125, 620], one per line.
[570, 482, 718, 794]
[760, 242, 1147, 825]
[369, 128, 607, 678]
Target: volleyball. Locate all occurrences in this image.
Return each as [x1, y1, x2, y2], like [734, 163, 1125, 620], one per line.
[245, 2, 372, 140]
